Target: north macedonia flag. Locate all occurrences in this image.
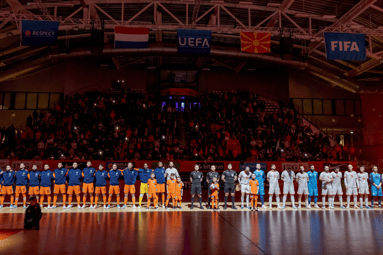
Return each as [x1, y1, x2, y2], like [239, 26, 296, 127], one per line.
[240, 32, 271, 53]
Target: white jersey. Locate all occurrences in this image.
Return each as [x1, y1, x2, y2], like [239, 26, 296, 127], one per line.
[357, 173, 369, 188]
[319, 172, 333, 189]
[344, 171, 358, 188]
[267, 171, 280, 186]
[238, 171, 252, 185]
[281, 170, 295, 186]
[331, 172, 342, 187]
[165, 167, 180, 180]
[296, 172, 309, 189]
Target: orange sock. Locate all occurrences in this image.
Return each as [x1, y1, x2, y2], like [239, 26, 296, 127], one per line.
[83, 196, 87, 205]
[47, 196, 51, 207]
[108, 196, 112, 206]
[254, 198, 258, 208]
[23, 195, 26, 206]
[90, 196, 94, 206]
[103, 195, 106, 205]
[172, 199, 175, 207]
[53, 195, 57, 206]
[124, 197, 128, 206]
[0, 196, 4, 205]
[147, 198, 151, 208]
[40, 196, 44, 205]
[162, 194, 165, 204]
[68, 196, 72, 205]
[154, 196, 158, 207]
[10, 195, 14, 206]
[76, 196, 80, 206]
[178, 199, 182, 207]
[95, 196, 99, 205]
[251, 198, 254, 207]
[166, 199, 169, 207]
[117, 196, 120, 205]
[15, 197, 18, 207]
[132, 197, 136, 205]
[63, 195, 67, 206]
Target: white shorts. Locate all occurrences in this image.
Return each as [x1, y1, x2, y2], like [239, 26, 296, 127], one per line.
[346, 187, 358, 195]
[297, 186, 309, 195]
[359, 186, 369, 195]
[269, 184, 280, 195]
[283, 183, 295, 195]
[322, 185, 333, 195]
[332, 185, 343, 195]
[241, 184, 250, 194]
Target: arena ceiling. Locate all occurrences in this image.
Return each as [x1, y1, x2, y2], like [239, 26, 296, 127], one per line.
[1, 0, 383, 93]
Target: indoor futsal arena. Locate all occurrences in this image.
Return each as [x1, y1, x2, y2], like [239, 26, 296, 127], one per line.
[1, 0, 383, 254]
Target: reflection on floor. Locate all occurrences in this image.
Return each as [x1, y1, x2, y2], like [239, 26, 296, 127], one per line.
[1, 209, 383, 254]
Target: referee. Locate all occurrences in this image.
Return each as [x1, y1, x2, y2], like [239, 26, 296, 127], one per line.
[190, 164, 204, 209]
[206, 165, 220, 209]
[222, 163, 237, 210]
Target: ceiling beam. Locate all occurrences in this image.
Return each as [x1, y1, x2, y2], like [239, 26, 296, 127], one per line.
[265, 0, 295, 27]
[236, 61, 246, 73]
[347, 59, 382, 77]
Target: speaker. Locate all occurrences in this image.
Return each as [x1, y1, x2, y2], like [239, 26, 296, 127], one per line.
[90, 29, 104, 54]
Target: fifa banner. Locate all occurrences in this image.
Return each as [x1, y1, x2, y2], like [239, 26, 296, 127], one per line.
[324, 32, 366, 60]
[177, 29, 212, 54]
[21, 20, 59, 46]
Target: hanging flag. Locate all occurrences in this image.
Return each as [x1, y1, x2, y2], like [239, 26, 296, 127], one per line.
[240, 32, 271, 53]
[324, 32, 365, 60]
[114, 27, 149, 48]
[21, 20, 59, 46]
[177, 29, 212, 54]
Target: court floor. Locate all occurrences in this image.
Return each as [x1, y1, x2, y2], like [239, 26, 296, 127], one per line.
[1, 205, 383, 254]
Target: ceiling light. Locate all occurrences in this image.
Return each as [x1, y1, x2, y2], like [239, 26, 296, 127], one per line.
[147, 66, 156, 70]
[322, 15, 336, 19]
[239, 1, 253, 5]
[267, 3, 281, 7]
[295, 14, 310, 18]
[310, 38, 316, 42]
[202, 68, 210, 71]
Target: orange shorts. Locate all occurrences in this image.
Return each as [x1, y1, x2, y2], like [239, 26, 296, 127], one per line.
[124, 185, 135, 194]
[95, 186, 107, 194]
[148, 193, 158, 199]
[29, 186, 40, 195]
[54, 184, 66, 194]
[109, 186, 120, 194]
[1, 186, 13, 195]
[175, 193, 182, 200]
[67, 186, 81, 195]
[156, 184, 165, 193]
[167, 193, 175, 199]
[40, 187, 51, 195]
[82, 183, 94, 193]
[15, 186, 26, 195]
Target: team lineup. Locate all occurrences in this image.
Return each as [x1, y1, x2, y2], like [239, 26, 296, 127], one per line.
[0, 161, 382, 211]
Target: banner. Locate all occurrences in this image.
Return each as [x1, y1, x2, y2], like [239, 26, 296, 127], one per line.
[240, 32, 271, 53]
[324, 32, 366, 60]
[239, 162, 267, 171]
[114, 27, 149, 48]
[281, 162, 309, 172]
[21, 20, 59, 46]
[177, 29, 212, 54]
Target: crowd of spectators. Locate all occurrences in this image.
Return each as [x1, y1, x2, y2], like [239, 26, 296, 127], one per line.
[0, 90, 182, 160]
[0, 89, 358, 162]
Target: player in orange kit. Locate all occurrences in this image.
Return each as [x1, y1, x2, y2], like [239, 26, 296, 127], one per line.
[249, 173, 259, 211]
[210, 177, 220, 211]
[175, 177, 184, 209]
[147, 173, 158, 209]
[166, 173, 177, 209]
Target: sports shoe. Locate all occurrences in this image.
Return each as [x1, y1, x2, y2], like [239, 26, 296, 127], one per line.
[360, 205, 364, 209]
[365, 205, 371, 209]
[51, 206, 56, 209]
[314, 204, 320, 208]
[211, 208, 215, 211]
[93, 205, 97, 209]
[251, 208, 254, 211]
[162, 205, 165, 209]
[207, 206, 211, 209]
[330, 206, 335, 209]
[255, 208, 259, 211]
[262, 205, 267, 209]
[137, 205, 141, 208]
[200, 205, 204, 210]
[247, 206, 251, 209]
[292, 205, 297, 209]
[217, 208, 220, 211]
[40, 204, 43, 208]
[268, 206, 272, 209]
[82, 205, 86, 209]
[23, 205, 27, 209]
[103, 205, 107, 209]
[322, 206, 326, 209]
[106, 205, 111, 209]
[241, 205, 244, 209]
[340, 206, 346, 209]
[232, 206, 237, 210]
[117, 205, 121, 209]
[122, 205, 127, 209]
[133, 205, 136, 209]
[190, 205, 194, 209]
[378, 205, 382, 208]
[77, 205, 82, 209]
[298, 205, 302, 209]
[0, 205, 3, 209]
[354, 206, 359, 209]
[281, 206, 285, 210]
[307, 205, 311, 209]
[223, 205, 227, 210]
[154, 207, 158, 209]
[277, 206, 282, 209]
[67, 204, 73, 208]
[346, 206, 350, 209]
[11, 205, 16, 209]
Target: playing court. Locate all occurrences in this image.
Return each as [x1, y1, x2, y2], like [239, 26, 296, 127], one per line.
[1, 204, 383, 255]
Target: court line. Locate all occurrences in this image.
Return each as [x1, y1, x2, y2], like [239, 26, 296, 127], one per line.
[217, 212, 269, 255]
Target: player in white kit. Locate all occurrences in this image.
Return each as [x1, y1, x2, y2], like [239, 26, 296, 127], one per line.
[281, 168, 296, 209]
[319, 165, 333, 209]
[238, 167, 252, 209]
[331, 166, 345, 209]
[344, 164, 359, 209]
[296, 166, 309, 208]
[357, 166, 370, 209]
[267, 164, 281, 209]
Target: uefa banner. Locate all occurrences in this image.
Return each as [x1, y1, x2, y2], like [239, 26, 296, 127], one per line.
[177, 29, 212, 54]
[324, 32, 366, 60]
[21, 20, 59, 46]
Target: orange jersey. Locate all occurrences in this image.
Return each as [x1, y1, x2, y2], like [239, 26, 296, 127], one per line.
[167, 179, 176, 194]
[249, 179, 259, 194]
[175, 182, 183, 196]
[211, 183, 219, 197]
[148, 179, 157, 194]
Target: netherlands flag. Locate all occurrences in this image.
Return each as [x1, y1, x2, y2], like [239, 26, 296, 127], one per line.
[114, 27, 149, 48]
